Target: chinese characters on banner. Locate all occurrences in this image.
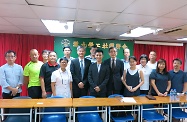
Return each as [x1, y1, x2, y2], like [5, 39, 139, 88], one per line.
[73, 41, 128, 49]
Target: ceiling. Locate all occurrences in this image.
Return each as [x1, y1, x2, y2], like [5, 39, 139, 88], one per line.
[1, 0, 187, 43]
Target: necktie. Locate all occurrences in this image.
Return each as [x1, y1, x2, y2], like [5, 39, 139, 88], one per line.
[97, 64, 100, 72]
[80, 60, 84, 80]
[112, 59, 115, 71]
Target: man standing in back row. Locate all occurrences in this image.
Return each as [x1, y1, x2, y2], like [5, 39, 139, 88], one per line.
[104, 47, 124, 96]
[147, 51, 157, 69]
[70, 46, 91, 98]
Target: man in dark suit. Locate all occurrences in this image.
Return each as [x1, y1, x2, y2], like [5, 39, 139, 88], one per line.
[104, 47, 124, 96]
[70, 46, 91, 98]
[88, 49, 109, 97]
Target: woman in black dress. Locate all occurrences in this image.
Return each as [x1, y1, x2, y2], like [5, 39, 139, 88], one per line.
[122, 56, 144, 97]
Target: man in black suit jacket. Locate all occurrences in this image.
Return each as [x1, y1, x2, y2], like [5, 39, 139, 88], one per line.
[104, 47, 124, 96]
[88, 49, 109, 97]
[70, 46, 91, 98]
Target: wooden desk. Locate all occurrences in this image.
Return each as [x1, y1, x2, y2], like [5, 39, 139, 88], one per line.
[73, 98, 109, 122]
[134, 96, 170, 122]
[0, 99, 37, 122]
[34, 98, 72, 108]
[107, 97, 141, 122]
[34, 98, 72, 122]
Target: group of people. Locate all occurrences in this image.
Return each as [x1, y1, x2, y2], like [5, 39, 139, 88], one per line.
[0, 46, 187, 102]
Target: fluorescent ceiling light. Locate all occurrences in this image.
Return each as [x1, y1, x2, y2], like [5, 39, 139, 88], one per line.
[120, 27, 162, 37]
[135, 41, 183, 46]
[41, 19, 74, 33]
[177, 38, 187, 41]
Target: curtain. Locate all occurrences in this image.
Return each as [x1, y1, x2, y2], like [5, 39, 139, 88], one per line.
[133, 43, 185, 71]
[0, 33, 54, 96]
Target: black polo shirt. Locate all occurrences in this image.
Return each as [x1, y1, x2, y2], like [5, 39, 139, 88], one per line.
[39, 62, 60, 92]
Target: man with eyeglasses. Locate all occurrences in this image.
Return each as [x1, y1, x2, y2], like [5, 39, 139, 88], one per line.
[0, 50, 23, 118]
[57, 46, 74, 71]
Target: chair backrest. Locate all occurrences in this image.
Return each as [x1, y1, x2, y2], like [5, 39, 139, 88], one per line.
[13, 96, 31, 99]
[108, 94, 123, 98]
[9, 96, 31, 113]
[78, 96, 97, 111]
[44, 96, 65, 112]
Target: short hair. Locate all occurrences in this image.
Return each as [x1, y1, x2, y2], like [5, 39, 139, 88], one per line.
[5, 50, 16, 57]
[108, 47, 117, 53]
[139, 54, 148, 63]
[173, 58, 182, 64]
[77, 45, 85, 51]
[63, 46, 72, 51]
[59, 57, 68, 63]
[42, 50, 49, 55]
[123, 48, 130, 54]
[150, 50, 157, 55]
[95, 49, 103, 54]
[156, 59, 167, 74]
[91, 45, 97, 49]
[48, 51, 57, 55]
[129, 56, 137, 62]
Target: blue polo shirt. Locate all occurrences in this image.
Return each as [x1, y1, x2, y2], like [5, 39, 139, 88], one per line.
[169, 70, 187, 93]
[150, 70, 171, 95]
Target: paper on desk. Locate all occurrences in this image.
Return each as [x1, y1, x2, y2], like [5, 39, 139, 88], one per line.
[120, 97, 136, 103]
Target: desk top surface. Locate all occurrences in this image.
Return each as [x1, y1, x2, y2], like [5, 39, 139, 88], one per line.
[0, 99, 38, 108]
[73, 98, 110, 107]
[134, 96, 171, 104]
[73, 98, 141, 107]
[34, 98, 72, 107]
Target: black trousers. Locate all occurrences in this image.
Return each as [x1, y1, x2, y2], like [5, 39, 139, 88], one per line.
[90, 91, 106, 98]
[28, 86, 42, 99]
[2, 92, 20, 120]
[73, 88, 88, 98]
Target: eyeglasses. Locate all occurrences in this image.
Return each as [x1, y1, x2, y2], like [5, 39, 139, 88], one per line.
[6, 56, 15, 58]
[60, 62, 67, 64]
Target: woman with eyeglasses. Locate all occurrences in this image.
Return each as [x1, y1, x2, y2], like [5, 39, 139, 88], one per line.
[51, 57, 73, 98]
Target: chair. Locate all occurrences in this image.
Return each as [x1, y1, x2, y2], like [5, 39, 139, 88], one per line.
[166, 103, 187, 121]
[42, 96, 67, 122]
[142, 104, 164, 121]
[4, 96, 31, 122]
[108, 94, 134, 122]
[77, 96, 102, 122]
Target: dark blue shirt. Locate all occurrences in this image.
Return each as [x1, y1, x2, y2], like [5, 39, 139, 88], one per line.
[169, 70, 187, 93]
[150, 70, 171, 95]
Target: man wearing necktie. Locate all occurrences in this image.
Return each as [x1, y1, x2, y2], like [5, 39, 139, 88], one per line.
[88, 49, 109, 97]
[70, 46, 91, 98]
[103, 47, 124, 96]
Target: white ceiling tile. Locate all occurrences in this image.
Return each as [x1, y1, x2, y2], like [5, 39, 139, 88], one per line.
[113, 14, 156, 25]
[18, 26, 49, 33]
[103, 25, 129, 32]
[164, 5, 187, 19]
[124, 0, 187, 16]
[0, 4, 38, 18]
[26, 0, 77, 8]
[0, 0, 27, 4]
[77, 10, 119, 23]
[74, 29, 98, 35]
[144, 17, 187, 29]
[0, 25, 24, 31]
[4, 17, 44, 26]
[30, 6, 76, 20]
[0, 17, 12, 25]
[79, 0, 135, 12]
